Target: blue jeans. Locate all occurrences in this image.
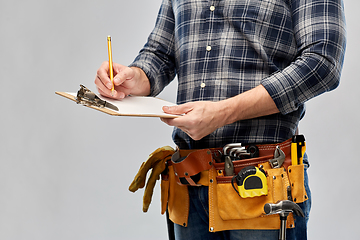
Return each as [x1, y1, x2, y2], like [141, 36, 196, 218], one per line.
[173, 162, 311, 240]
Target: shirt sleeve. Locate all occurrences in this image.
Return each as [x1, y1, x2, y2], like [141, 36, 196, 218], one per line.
[129, 0, 176, 97]
[261, 0, 346, 115]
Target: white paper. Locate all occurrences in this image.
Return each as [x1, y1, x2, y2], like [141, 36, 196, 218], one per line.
[65, 92, 179, 118]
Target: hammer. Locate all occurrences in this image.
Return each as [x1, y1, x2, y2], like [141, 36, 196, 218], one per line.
[264, 200, 304, 240]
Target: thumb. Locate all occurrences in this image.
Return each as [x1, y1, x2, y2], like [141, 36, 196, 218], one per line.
[163, 103, 193, 115]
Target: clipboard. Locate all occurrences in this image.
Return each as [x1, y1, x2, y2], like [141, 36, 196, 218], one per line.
[55, 91, 180, 118]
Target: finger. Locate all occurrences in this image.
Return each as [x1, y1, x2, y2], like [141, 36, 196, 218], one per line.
[95, 62, 128, 99]
[161, 117, 196, 140]
[113, 65, 135, 87]
[160, 117, 171, 125]
[96, 61, 114, 90]
[96, 82, 127, 100]
[97, 85, 114, 98]
[95, 76, 113, 97]
[162, 103, 194, 115]
[143, 161, 166, 212]
[128, 162, 146, 192]
[160, 117, 187, 131]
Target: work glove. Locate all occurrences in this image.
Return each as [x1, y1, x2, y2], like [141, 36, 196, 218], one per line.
[129, 146, 175, 212]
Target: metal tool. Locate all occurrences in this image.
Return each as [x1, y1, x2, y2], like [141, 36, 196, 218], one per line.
[224, 156, 234, 176]
[76, 85, 119, 111]
[269, 146, 286, 168]
[264, 200, 304, 240]
[230, 147, 250, 158]
[223, 143, 250, 159]
[223, 143, 243, 155]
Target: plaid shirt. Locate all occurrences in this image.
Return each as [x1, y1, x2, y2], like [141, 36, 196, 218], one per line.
[130, 0, 346, 149]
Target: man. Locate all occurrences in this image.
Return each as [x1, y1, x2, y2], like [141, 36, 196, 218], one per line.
[95, 0, 346, 239]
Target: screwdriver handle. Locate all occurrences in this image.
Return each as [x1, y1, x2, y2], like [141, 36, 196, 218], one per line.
[291, 135, 306, 165]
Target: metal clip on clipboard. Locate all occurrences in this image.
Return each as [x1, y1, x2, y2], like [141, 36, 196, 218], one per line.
[75, 85, 118, 111]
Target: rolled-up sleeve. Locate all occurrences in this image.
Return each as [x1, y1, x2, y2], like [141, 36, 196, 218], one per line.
[261, 0, 346, 115]
[129, 0, 176, 96]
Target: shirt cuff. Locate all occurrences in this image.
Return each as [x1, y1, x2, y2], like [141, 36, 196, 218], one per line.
[129, 61, 160, 97]
[261, 71, 300, 115]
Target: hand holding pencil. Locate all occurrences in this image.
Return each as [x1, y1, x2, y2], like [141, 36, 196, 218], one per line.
[94, 36, 151, 99]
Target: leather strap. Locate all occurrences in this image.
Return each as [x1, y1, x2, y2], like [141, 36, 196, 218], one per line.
[171, 149, 213, 186]
[171, 138, 293, 186]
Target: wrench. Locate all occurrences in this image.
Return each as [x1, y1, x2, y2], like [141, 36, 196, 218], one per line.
[268, 146, 286, 168]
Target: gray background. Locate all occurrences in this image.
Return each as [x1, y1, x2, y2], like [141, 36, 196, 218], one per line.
[0, 0, 358, 239]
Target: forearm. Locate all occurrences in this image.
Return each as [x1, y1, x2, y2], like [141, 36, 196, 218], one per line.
[161, 84, 279, 141]
[218, 85, 279, 126]
[262, 0, 346, 115]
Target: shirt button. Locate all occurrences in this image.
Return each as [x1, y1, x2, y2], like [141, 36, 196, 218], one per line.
[210, 6, 215, 11]
[200, 82, 206, 88]
[206, 45, 212, 51]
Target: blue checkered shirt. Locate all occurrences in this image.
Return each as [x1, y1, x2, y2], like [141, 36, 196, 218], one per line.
[130, 0, 346, 149]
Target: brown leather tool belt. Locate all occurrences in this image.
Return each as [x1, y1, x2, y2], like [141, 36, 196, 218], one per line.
[162, 138, 308, 231]
[169, 138, 292, 186]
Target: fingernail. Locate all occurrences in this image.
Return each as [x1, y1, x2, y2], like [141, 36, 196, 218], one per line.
[113, 77, 120, 85]
[106, 82, 113, 89]
[119, 92, 125, 99]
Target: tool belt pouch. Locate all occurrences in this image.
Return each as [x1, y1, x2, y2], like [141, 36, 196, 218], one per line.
[160, 149, 213, 226]
[213, 156, 308, 222]
[288, 164, 308, 203]
[171, 149, 213, 186]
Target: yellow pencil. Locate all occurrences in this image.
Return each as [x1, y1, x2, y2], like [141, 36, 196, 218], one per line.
[107, 35, 115, 92]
